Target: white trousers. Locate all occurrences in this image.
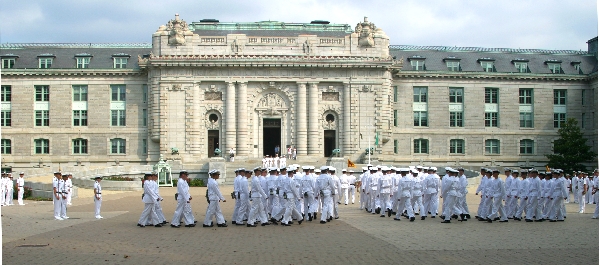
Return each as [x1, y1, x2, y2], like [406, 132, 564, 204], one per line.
[18, 188, 24, 205]
[423, 193, 437, 216]
[204, 200, 225, 225]
[526, 197, 541, 220]
[548, 197, 564, 221]
[282, 197, 302, 223]
[172, 201, 194, 226]
[487, 196, 507, 220]
[302, 192, 315, 220]
[60, 196, 68, 218]
[443, 195, 462, 221]
[349, 185, 356, 203]
[380, 193, 391, 213]
[67, 190, 72, 205]
[54, 194, 62, 218]
[139, 203, 159, 225]
[340, 187, 349, 204]
[515, 197, 527, 218]
[396, 196, 413, 218]
[248, 197, 268, 224]
[411, 195, 424, 215]
[154, 201, 166, 222]
[320, 194, 333, 221]
[236, 195, 249, 223]
[94, 196, 102, 217]
[458, 194, 470, 215]
[577, 191, 586, 212]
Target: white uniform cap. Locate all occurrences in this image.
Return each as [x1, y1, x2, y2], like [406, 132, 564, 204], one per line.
[431, 167, 437, 171]
[310, 166, 315, 170]
[400, 168, 410, 172]
[416, 166, 423, 169]
[268, 167, 278, 171]
[320, 166, 329, 171]
[381, 166, 390, 171]
[329, 166, 336, 171]
[315, 169, 321, 173]
[302, 166, 311, 170]
[19, 172, 25, 174]
[287, 166, 296, 171]
[342, 169, 347, 172]
[444, 167, 452, 171]
[411, 169, 419, 174]
[362, 167, 368, 171]
[409, 166, 415, 170]
[450, 169, 459, 173]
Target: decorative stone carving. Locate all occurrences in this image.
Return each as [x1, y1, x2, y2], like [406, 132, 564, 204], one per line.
[167, 14, 189, 46]
[205, 111, 222, 130]
[322, 92, 339, 101]
[257, 92, 285, 108]
[355, 17, 376, 47]
[302, 40, 310, 54]
[321, 111, 338, 130]
[231, 39, 243, 54]
[204, 92, 222, 100]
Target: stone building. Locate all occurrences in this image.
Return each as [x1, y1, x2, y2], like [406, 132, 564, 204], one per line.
[0, 15, 597, 171]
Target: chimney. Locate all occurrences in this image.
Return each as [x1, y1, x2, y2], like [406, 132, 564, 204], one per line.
[587, 36, 598, 60]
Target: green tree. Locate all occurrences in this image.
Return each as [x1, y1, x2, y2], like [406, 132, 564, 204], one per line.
[545, 118, 596, 172]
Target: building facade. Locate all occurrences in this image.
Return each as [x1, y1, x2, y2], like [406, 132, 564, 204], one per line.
[1, 15, 597, 170]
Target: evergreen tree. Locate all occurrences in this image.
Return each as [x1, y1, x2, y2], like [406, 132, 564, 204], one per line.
[545, 118, 596, 172]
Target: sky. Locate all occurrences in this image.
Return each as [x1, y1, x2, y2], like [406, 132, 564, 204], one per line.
[0, 0, 597, 51]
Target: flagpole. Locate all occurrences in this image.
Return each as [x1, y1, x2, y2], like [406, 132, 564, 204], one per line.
[368, 118, 371, 164]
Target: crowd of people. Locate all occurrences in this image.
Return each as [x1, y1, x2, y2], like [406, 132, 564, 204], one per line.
[1, 172, 26, 206]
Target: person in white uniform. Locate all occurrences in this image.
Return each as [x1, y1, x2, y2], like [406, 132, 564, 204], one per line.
[52, 172, 62, 220]
[378, 167, 393, 217]
[235, 169, 251, 225]
[485, 169, 508, 223]
[395, 169, 414, 221]
[93, 176, 103, 219]
[138, 173, 161, 228]
[66, 173, 73, 205]
[348, 170, 357, 204]
[59, 174, 69, 219]
[204, 170, 227, 227]
[423, 168, 439, 218]
[17, 172, 25, 205]
[171, 170, 195, 228]
[441, 169, 466, 223]
[339, 169, 350, 205]
[281, 167, 303, 226]
[316, 166, 335, 223]
[247, 167, 270, 227]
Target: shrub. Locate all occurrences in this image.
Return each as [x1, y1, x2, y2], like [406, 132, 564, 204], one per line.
[189, 178, 205, 187]
[13, 186, 33, 199]
[103, 176, 136, 181]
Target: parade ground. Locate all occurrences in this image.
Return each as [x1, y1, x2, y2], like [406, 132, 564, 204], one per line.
[2, 185, 598, 265]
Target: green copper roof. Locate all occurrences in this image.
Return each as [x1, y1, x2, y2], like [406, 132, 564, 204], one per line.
[189, 21, 354, 33]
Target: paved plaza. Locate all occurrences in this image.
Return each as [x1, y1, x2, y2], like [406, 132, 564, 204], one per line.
[2, 185, 598, 264]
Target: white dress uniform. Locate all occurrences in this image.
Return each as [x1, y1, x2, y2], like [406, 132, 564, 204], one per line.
[59, 177, 69, 219]
[369, 171, 381, 214]
[316, 168, 336, 222]
[339, 172, 349, 205]
[53, 175, 62, 219]
[486, 176, 508, 221]
[231, 171, 242, 224]
[575, 176, 587, 213]
[6, 176, 14, 205]
[331, 171, 341, 219]
[300, 168, 316, 221]
[266, 171, 280, 217]
[395, 173, 414, 220]
[94, 179, 102, 219]
[548, 174, 568, 221]
[152, 179, 167, 224]
[348, 172, 357, 204]
[204, 175, 227, 226]
[591, 175, 599, 219]
[281, 172, 303, 224]
[442, 171, 463, 222]
[411, 174, 425, 217]
[526, 175, 542, 221]
[378, 170, 393, 216]
[506, 173, 521, 218]
[457, 172, 470, 217]
[138, 179, 160, 226]
[423, 172, 439, 217]
[17, 174, 25, 205]
[66, 177, 73, 205]
[235, 175, 250, 225]
[171, 175, 194, 226]
[248, 174, 269, 225]
[0, 175, 5, 206]
[259, 173, 269, 215]
[515, 174, 529, 220]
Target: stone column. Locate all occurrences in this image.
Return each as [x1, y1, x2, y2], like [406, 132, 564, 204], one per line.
[296, 82, 307, 156]
[225, 82, 236, 155]
[307, 82, 319, 155]
[343, 82, 351, 155]
[236, 82, 248, 156]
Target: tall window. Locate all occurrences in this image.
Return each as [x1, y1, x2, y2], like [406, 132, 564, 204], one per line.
[1, 85, 11, 102]
[393, 139, 398, 154]
[413, 87, 427, 102]
[446, 61, 460, 71]
[111, 85, 126, 101]
[520, 139, 534, 154]
[1, 85, 10, 127]
[553, 90, 566, 105]
[142, 109, 148, 127]
[1, 139, 11, 154]
[142, 84, 148, 103]
[449, 88, 463, 103]
[450, 112, 463, 127]
[73, 110, 88, 126]
[113, 57, 128, 69]
[514, 62, 529, 73]
[581, 113, 586, 129]
[110, 138, 126, 154]
[38, 57, 53, 69]
[393, 86, 398, 102]
[582, 89, 586, 105]
[485, 139, 500, 154]
[450, 139, 464, 154]
[484, 112, 498, 127]
[485, 88, 498, 104]
[519, 88, 533, 128]
[410, 59, 425, 70]
[573, 63, 583, 74]
[35, 85, 50, 101]
[393, 110, 397, 127]
[1, 111, 10, 127]
[414, 139, 428, 154]
[35, 110, 50, 126]
[76, 57, 90, 69]
[111, 110, 126, 126]
[72, 138, 88, 154]
[414, 111, 428, 127]
[142, 138, 148, 154]
[553, 113, 566, 128]
[2, 58, 15, 69]
[34, 139, 50, 154]
[73, 85, 88, 101]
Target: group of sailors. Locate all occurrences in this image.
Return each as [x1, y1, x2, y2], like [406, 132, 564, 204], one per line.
[474, 168, 599, 222]
[261, 155, 287, 169]
[357, 165, 470, 223]
[1, 172, 26, 206]
[52, 172, 74, 220]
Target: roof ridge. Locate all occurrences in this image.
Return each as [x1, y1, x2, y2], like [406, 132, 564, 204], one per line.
[0, 43, 152, 49]
[389, 45, 588, 55]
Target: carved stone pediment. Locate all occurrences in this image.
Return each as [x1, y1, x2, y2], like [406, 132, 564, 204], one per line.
[355, 17, 376, 48]
[166, 14, 190, 46]
[204, 92, 222, 101]
[322, 92, 339, 101]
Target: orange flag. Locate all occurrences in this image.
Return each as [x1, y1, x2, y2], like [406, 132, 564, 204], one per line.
[348, 159, 356, 168]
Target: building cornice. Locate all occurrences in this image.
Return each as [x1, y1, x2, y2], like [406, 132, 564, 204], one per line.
[394, 70, 593, 82]
[0, 68, 146, 77]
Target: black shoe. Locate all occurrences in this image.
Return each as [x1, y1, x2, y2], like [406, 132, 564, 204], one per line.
[185, 224, 195, 227]
[137, 224, 145, 228]
[288, 221, 294, 225]
[236, 223, 245, 226]
[232, 221, 237, 225]
[452, 214, 458, 219]
[431, 216, 436, 218]
[298, 220, 303, 225]
[217, 223, 228, 227]
[194, 221, 198, 224]
[549, 220, 557, 222]
[441, 220, 451, 223]
[261, 222, 271, 226]
[247, 224, 257, 227]
[392, 212, 396, 215]
[320, 221, 326, 224]
[415, 212, 420, 216]
[376, 208, 381, 214]
[202, 224, 213, 227]
[499, 220, 508, 223]
[334, 217, 339, 219]
[393, 218, 401, 221]
[486, 218, 492, 223]
[154, 224, 163, 227]
[534, 219, 543, 222]
[557, 220, 565, 222]
[493, 217, 500, 221]
[243, 219, 248, 222]
[162, 221, 168, 225]
[270, 218, 278, 224]
[410, 217, 415, 222]
[421, 216, 426, 220]
[308, 215, 313, 221]
[465, 214, 471, 219]
[283, 223, 291, 226]
[439, 216, 445, 219]
[170, 224, 180, 228]
[387, 210, 392, 217]
[525, 219, 533, 222]
[380, 215, 385, 217]
[514, 218, 521, 221]
[477, 218, 486, 221]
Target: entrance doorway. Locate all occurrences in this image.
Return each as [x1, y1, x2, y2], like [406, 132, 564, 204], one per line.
[263, 119, 281, 157]
[207, 130, 219, 157]
[324, 130, 336, 157]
